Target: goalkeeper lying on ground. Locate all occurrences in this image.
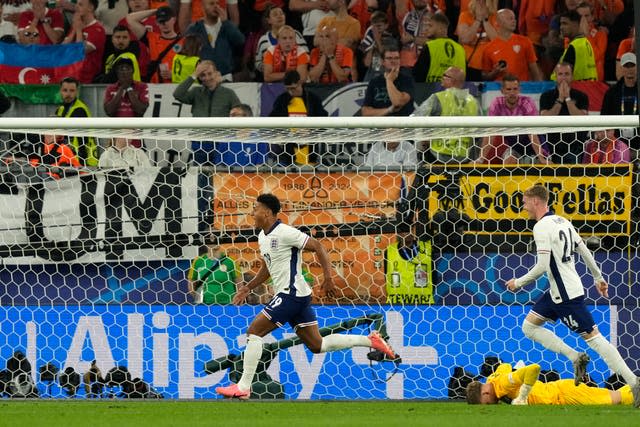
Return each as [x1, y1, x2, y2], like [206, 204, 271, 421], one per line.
[466, 362, 638, 406]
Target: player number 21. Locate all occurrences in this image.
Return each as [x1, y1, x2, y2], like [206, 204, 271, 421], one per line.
[558, 228, 574, 263]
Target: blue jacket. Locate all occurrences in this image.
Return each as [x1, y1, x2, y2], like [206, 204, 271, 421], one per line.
[185, 20, 245, 76]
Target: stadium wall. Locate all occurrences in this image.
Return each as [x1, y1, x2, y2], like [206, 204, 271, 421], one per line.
[1, 81, 563, 119]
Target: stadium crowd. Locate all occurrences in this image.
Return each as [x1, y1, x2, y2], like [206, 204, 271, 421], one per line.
[0, 0, 634, 85]
[0, 0, 637, 169]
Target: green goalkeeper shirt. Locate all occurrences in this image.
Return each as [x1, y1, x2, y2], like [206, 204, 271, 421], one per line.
[189, 254, 239, 304]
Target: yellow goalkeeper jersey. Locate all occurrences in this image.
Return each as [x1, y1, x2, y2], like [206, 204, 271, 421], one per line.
[487, 363, 533, 401]
[488, 363, 628, 405]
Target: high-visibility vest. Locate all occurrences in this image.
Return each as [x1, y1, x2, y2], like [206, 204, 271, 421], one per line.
[385, 240, 434, 305]
[54, 99, 98, 167]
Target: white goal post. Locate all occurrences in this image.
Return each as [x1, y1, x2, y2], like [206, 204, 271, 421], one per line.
[1, 115, 637, 142]
[0, 114, 638, 401]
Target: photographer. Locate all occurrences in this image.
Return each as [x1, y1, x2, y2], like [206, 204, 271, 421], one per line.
[187, 245, 240, 304]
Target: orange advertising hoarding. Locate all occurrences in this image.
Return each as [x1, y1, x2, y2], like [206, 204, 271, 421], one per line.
[212, 172, 411, 302]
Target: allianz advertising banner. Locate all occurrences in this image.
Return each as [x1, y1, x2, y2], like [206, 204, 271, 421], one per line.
[0, 305, 613, 400]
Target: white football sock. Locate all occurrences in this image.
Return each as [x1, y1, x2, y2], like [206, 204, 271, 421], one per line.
[586, 333, 638, 386]
[320, 334, 370, 353]
[237, 334, 263, 391]
[522, 320, 580, 361]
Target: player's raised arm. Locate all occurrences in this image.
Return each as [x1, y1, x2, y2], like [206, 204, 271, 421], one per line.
[303, 237, 335, 297]
[233, 258, 271, 305]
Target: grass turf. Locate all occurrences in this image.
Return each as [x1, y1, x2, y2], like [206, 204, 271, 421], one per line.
[2, 400, 637, 427]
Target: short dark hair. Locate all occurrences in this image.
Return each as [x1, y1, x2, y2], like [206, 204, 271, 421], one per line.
[232, 103, 253, 116]
[556, 61, 573, 71]
[87, 0, 98, 11]
[382, 42, 400, 58]
[502, 73, 519, 84]
[370, 10, 388, 24]
[112, 24, 129, 34]
[561, 10, 581, 23]
[284, 70, 301, 86]
[430, 13, 450, 28]
[576, 1, 592, 11]
[60, 76, 79, 87]
[257, 193, 281, 215]
[115, 57, 134, 69]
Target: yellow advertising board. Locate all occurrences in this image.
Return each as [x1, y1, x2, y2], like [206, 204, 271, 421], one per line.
[425, 165, 632, 235]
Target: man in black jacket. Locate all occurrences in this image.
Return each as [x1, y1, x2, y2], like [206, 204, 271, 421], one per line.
[601, 52, 639, 151]
[269, 70, 328, 166]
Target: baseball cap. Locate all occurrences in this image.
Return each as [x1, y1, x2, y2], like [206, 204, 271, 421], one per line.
[620, 52, 636, 66]
[155, 6, 175, 23]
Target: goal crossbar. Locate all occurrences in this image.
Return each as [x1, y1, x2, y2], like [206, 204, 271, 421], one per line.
[0, 115, 636, 143]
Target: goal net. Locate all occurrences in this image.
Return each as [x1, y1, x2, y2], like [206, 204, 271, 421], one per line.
[0, 115, 638, 400]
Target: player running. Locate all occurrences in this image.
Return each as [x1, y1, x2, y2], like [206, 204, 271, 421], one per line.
[506, 184, 640, 407]
[216, 193, 396, 399]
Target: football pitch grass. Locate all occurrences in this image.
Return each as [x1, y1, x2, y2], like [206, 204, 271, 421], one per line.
[2, 400, 637, 427]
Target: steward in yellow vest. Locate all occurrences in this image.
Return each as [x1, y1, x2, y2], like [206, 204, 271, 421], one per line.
[413, 13, 466, 83]
[551, 37, 597, 81]
[550, 11, 597, 81]
[417, 38, 467, 83]
[54, 77, 99, 167]
[385, 233, 434, 305]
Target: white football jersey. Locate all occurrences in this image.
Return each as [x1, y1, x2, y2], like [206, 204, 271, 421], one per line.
[532, 213, 588, 302]
[258, 220, 311, 297]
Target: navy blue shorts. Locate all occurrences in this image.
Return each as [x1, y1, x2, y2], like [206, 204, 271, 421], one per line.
[261, 293, 318, 330]
[531, 292, 596, 335]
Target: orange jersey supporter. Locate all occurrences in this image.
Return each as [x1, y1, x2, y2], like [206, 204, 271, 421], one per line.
[148, 32, 183, 83]
[617, 37, 633, 59]
[31, 140, 81, 179]
[317, 15, 361, 46]
[263, 46, 310, 72]
[309, 45, 353, 83]
[349, 0, 372, 39]
[586, 28, 607, 81]
[518, 0, 555, 46]
[149, 0, 170, 8]
[457, 11, 498, 70]
[593, 0, 624, 22]
[482, 34, 538, 81]
[45, 143, 80, 168]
